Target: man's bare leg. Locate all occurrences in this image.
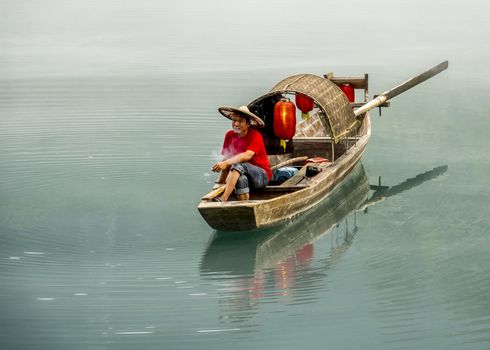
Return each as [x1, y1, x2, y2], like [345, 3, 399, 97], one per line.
[237, 193, 249, 201]
[216, 168, 230, 185]
[219, 170, 240, 201]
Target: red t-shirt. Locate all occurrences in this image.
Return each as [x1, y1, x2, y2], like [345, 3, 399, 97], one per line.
[221, 129, 272, 180]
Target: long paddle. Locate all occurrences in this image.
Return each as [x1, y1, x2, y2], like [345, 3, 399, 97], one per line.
[354, 61, 449, 117]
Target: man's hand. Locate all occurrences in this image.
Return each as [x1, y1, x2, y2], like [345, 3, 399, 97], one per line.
[211, 151, 253, 172]
[211, 161, 228, 172]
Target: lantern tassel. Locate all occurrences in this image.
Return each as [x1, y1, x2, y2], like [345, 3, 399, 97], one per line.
[301, 112, 310, 120]
[280, 139, 288, 152]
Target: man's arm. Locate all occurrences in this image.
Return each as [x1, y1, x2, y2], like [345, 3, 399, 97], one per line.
[212, 150, 255, 172]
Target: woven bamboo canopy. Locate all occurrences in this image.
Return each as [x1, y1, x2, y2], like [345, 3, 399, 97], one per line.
[248, 74, 357, 143]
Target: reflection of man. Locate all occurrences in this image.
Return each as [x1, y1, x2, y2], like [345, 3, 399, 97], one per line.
[211, 106, 272, 202]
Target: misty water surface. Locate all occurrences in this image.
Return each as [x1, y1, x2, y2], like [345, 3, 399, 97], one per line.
[1, 1, 489, 349]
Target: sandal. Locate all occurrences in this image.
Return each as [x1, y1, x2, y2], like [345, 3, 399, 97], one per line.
[212, 197, 223, 202]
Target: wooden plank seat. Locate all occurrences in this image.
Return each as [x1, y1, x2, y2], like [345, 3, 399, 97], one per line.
[280, 163, 316, 186]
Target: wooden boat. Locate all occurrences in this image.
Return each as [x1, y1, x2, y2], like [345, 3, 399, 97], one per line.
[198, 61, 448, 231]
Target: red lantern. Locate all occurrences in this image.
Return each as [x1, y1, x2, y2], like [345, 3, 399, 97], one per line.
[295, 93, 314, 119]
[274, 98, 296, 139]
[340, 83, 355, 102]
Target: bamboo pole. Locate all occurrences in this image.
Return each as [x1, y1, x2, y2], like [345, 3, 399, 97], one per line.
[354, 61, 448, 117]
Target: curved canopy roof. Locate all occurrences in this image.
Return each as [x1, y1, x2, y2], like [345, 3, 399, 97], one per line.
[248, 74, 357, 143]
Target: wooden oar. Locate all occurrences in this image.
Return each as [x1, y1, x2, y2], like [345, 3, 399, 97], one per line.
[201, 156, 308, 200]
[354, 61, 449, 117]
[201, 185, 227, 201]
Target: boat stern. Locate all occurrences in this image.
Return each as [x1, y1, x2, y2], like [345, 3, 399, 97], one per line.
[197, 201, 259, 231]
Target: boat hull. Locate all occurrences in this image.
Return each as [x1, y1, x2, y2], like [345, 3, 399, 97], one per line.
[198, 114, 371, 231]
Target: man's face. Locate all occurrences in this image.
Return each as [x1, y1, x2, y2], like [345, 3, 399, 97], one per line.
[231, 114, 249, 134]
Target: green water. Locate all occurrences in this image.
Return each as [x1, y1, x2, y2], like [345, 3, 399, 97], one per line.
[1, 1, 490, 349]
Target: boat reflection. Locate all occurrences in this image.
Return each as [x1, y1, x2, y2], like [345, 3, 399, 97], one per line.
[199, 163, 448, 326]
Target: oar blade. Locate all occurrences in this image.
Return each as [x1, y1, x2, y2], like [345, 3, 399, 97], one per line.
[383, 61, 449, 100]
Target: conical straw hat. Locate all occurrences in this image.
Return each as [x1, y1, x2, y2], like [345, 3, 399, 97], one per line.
[218, 105, 265, 128]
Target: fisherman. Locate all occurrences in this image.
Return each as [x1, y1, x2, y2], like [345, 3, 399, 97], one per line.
[211, 106, 272, 202]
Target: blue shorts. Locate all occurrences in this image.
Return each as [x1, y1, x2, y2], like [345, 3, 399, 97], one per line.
[230, 163, 269, 195]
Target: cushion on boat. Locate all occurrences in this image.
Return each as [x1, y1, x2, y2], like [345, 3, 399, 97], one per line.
[272, 167, 298, 182]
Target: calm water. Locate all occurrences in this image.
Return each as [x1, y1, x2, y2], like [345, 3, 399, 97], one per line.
[1, 1, 490, 349]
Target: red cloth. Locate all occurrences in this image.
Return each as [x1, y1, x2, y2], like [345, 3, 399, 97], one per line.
[221, 129, 272, 180]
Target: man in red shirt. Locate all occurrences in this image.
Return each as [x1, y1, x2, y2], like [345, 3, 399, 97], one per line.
[211, 106, 271, 202]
